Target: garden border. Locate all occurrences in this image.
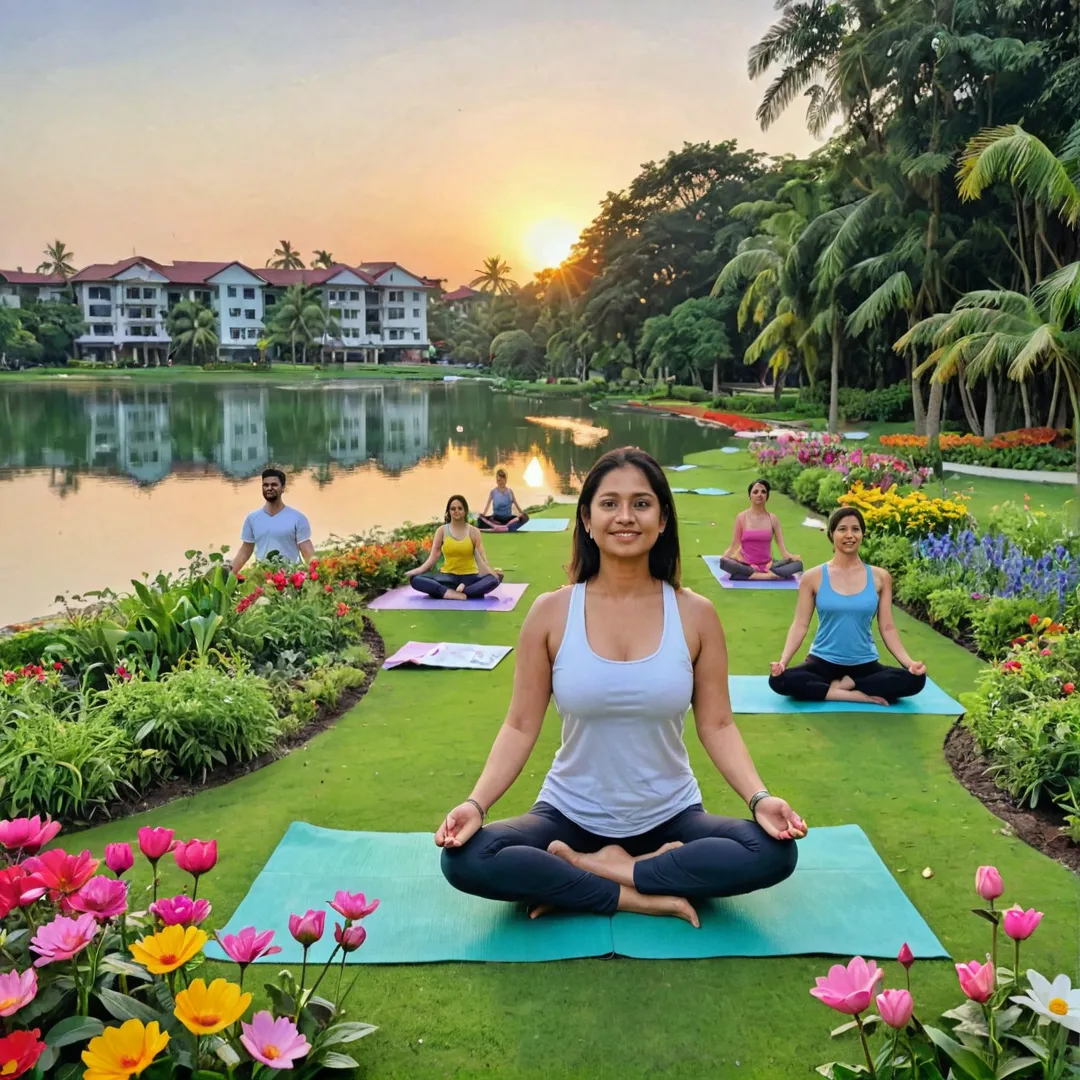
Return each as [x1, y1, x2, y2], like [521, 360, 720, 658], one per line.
[943, 461, 1078, 484]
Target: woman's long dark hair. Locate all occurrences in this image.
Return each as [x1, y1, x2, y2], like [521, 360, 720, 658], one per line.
[444, 495, 469, 523]
[569, 447, 680, 585]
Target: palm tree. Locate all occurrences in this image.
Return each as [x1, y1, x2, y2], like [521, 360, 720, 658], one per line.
[266, 241, 305, 270]
[265, 283, 337, 364]
[469, 256, 518, 296]
[165, 300, 219, 365]
[37, 240, 76, 278]
[311, 250, 335, 268]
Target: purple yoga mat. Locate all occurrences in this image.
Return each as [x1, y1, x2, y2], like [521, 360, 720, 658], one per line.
[701, 555, 801, 590]
[367, 583, 529, 612]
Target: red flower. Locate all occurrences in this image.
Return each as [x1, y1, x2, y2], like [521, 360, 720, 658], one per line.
[0, 865, 49, 918]
[0, 1029, 45, 1079]
[289, 571, 307, 590]
[114, 665, 132, 682]
[324, 585, 334, 594]
[1029, 613, 1040, 627]
[2, 672, 15, 686]
[21, 849, 99, 899]
[309, 572, 319, 581]
[53, 661, 64, 671]
[1064, 683, 1075, 696]
[336, 602, 350, 617]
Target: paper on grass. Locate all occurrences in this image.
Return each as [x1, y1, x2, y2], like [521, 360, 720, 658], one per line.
[383, 642, 512, 670]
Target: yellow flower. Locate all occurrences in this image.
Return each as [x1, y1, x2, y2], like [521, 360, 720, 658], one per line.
[129, 925, 207, 975]
[82, 1019, 169, 1080]
[174, 977, 251, 1036]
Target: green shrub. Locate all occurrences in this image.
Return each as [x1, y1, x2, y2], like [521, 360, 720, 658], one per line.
[96, 664, 282, 782]
[970, 597, 1039, 659]
[0, 629, 59, 670]
[859, 534, 915, 573]
[760, 456, 803, 496]
[987, 501, 1080, 558]
[289, 664, 370, 724]
[792, 467, 830, 508]
[670, 385, 710, 402]
[927, 586, 977, 636]
[894, 570, 951, 612]
[814, 472, 848, 514]
[838, 382, 912, 422]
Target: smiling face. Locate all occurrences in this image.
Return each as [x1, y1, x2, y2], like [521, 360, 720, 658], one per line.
[447, 499, 467, 522]
[262, 475, 283, 503]
[582, 464, 666, 560]
[749, 482, 769, 507]
[830, 512, 864, 555]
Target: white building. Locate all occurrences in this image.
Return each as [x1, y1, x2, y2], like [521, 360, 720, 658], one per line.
[0, 269, 69, 308]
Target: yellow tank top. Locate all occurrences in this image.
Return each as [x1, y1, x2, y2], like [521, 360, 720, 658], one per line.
[440, 525, 477, 575]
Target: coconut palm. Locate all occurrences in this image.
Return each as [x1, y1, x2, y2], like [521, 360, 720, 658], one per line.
[165, 300, 219, 365]
[469, 256, 518, 296]
[266, 241, 305, 270]
[265, 283, 339, 364]
[36, 240, 76, 278]
[312, 250, 335, 268]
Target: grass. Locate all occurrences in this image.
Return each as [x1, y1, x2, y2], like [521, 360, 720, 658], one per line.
[0, 362, 487, 383]
[65, 448, 1078, 1079]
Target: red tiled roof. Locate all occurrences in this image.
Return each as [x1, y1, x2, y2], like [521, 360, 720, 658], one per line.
[0, 269, 67, 285]
[358, 261, 436, 287]
[442, 286, 484, 302]
[165, 261, 236, 284]
[259, 267, 335, 287]
[71, 256, 166, 282]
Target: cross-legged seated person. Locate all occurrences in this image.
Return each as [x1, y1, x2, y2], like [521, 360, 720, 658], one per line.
[436, 447, 806, 925]
[477, 468, 530, 531]
[719, 479, 802, 580]
[768, 506, 927, 706]
[405, 495, 501, 601]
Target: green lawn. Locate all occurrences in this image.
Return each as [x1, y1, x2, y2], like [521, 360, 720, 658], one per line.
[0, 363, 486, 383]
[66, 448, 1078, 1079]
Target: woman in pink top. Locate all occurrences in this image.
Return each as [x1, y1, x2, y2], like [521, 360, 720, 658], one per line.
[719, 479, 802, 581]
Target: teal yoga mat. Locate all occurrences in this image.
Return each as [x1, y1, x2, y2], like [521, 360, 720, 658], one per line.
[728, 675, 964, 715]
[205, 823, 947, 965]
[516, 518, 570, 533]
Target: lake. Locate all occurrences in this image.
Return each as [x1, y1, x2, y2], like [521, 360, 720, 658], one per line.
[0, 377, 729, 624]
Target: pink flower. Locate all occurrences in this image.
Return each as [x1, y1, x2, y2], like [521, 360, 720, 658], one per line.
[149, 895, 212, 927]
[240, 1012, 310, 1069]
[1003, 906, 1043, 942]
[104, 843, 133, 877]
[0, 816, 61, 855]
[810, 957, 885, 1015]
[68, 876, 128, 922]
[334, 922, 367, 953]
[1040, 648, 1052, 657]
[174, 839, 218, 878]
[29, 913, 98, 967]
[218, 927, 281, 968]
[288, 909, 325, 947]
[137, 827, 176, 863]
[21, 849, 99, 898]
[975, 866, 1003, 902]
[0, 969, 37, 1017]
[897, 943, 914, 970]
[956, 959, 995, 1003]
[328, 890, 380, 921]
[0, 866, 48, 917]
[876, 988, 913, 1030]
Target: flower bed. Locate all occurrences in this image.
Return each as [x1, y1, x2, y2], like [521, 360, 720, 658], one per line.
[880, 427, 1074, 471]
[0, 817, 378, 1080]
[837, 483, 971, 537]
[626, 401, 769, 431]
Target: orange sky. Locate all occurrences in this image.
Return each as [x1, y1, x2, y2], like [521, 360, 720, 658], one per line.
[0, 1, 819, 289]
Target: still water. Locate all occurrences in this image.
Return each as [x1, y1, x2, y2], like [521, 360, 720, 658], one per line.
[0, 378, 727, 624]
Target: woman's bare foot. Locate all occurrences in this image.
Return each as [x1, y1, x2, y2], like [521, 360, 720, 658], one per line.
[441, 586, 468, 601]
[826, 686, 889, 706]
[618, 885, 700, 928]
[547, 840, 683, 887]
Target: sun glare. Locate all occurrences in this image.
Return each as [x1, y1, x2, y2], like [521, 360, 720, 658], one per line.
[523, 456, 546, 488]
[525, 218, 578, 270]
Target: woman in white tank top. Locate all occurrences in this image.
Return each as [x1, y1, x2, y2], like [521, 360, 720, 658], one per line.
[435, 447, 806, 926]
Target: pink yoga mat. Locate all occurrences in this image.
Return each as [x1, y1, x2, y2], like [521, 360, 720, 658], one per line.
[367, 583, 529, 612]
[702, 556, 801, 590]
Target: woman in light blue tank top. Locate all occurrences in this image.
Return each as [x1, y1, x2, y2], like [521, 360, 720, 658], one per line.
[769, 506, 927, 706]
[435, 447, 805, 926]
[477, 468, 530, 531]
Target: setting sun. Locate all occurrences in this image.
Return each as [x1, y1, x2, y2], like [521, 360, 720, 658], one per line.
[524, 217, 578, 271]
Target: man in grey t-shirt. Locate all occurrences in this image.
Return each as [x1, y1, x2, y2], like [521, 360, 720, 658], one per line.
[228, 468, 315, 575]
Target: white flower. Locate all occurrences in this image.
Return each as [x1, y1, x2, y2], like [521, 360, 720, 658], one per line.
[1011, 970, 1080, 1032]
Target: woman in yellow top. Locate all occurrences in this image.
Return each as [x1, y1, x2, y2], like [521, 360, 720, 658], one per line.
[405, 495, 502, 601]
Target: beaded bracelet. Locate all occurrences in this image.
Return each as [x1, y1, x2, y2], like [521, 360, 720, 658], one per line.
[466, 798, 487, 823]
[748, 789, 771, 815]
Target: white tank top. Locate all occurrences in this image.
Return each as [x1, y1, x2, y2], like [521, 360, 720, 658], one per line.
[537, 581, 702, 837]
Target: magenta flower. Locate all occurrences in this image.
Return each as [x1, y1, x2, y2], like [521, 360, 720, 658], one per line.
[975, 866, 1003, 902]
[876, 989, 913, 1030]
[174, 839, 217, 878]
[0, 969, 37, 1017]
[1003, 907, 1044, 942]
[218, 927, 282, 969]
[956, 959, 995, 1003]
[240, 1011, 310, 1069]
[104, 843, 133, 877]
[29, 913, 98, 967]
[137, 827, 176, 863]
[0, 816, 61, 855]
[897, 943, 914, 971]
[288, 910, 325, 947]
[149, 895, 212, 927]
[329, 890, 380, 922]
[810, 957, 885, 1015]
[67, 876, 128, 922]
[334, 922, 367, 954]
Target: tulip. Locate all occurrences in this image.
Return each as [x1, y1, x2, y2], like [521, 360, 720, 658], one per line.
[0, 816, 61, 855]
[1003, 906, 1043, 942]
[897, 942, 914, 970]
[148, 895, 212, 927]
[334, 922, 367, 953]
[104, 843, 134, 877]
[288, 909, 325, 947]
[68, 877, 129, 922]
[956, 959, 995, 1003]
[137, 827, 176, 864]
[217, 926, 281, 974]
[876, 988, 913, 1030]
[173, 839, 217, 896]
[329, 890, 380, 922]
[975, 866, 1003, 902]
[810, 957, 885, 1015]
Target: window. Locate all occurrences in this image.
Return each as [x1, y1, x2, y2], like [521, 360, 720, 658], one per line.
[412, 308, 420, 318]
[92, 324, 113, 336]
[229, 307, 241, 317]
[167, 291, 181, 307]
[88, 304, 111, 318]
[412, 291, 420, 301]
[89, 286, 110, 300]
[244, 309, 256, 320]
[247, 328, 259, 339]
[129, 326, 152, 337]
[195, 290, 211, 305]
[243, 287, 255, 300]
[413, 330, 421, 340]
[265, 294, 276, 306]
[227, 286, 237, 297]
[388, 290, 404, 302]
[328, 290, 338, 301]
[388, 328, 404, 341]
[388, 307, 404, 320]
[142, 288, 155, 299]
[126, 287, 140, 299]
[230, 328, 242, 341]
[349, 291, 360, 302]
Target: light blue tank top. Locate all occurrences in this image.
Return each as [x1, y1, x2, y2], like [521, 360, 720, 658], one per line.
[538, 581, 701, 837]
[491, 488, 513, 516]
[810, 563, 879, 664]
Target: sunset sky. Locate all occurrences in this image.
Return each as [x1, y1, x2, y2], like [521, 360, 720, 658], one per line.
[0, 0, 819, 289]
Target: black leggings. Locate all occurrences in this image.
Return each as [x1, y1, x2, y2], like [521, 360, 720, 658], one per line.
[409, 572, 500, 599]
[769, 655, 925, 703]
[477, 512, 529, 531]
[441, 801, 798, 915]
[719, 556, 803, 579]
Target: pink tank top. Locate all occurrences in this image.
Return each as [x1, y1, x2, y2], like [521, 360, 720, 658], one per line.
[740, 525, 773, 571]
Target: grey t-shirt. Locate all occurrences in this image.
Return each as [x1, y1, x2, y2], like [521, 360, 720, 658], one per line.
[241, 505, 312, 562]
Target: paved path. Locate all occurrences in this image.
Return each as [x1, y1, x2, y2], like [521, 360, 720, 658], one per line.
[943, 461, 1078, 485]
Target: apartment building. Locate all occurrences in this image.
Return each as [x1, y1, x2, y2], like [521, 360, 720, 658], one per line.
[0, 269, 69, 308]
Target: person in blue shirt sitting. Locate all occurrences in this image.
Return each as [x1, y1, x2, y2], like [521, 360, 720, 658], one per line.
[477, 468, 530, 531]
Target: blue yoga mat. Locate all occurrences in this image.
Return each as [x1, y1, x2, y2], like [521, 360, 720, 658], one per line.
[516, 518, 570, 532]
[205, 823, 946, 964]
[728, 675, 964, 715]
[666, 464, 698, 472]
[720, 446, 741, 454]
[690, 488, 732, 496]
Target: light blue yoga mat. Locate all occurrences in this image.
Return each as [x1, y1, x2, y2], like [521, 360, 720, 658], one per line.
[517, 518, 570, 532]
[205, 823, 947, 964]
[721, 446, 741, 454]
[666, 464, 698, 472]
[728, 675, 964, 715]
[690, 488, 732, 496]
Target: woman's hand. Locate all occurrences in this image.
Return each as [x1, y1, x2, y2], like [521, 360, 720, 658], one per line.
[753, 796, 807, 841]
[404, 566, 422, 578]
[784, 552, 801, 562]
[770, 660, 786, 677]
[435, 802, 483, 849]
[908, 660, 926, 676]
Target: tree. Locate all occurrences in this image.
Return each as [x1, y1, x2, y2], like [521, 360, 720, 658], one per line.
[266, 241, 305, 270]
[165, 300, 219, 365]
[265, 284, 338, 364]
[490, 329, 544, 378]
[36, 240, 76, 278]
[639, 296, 733, 392]
[14, 299, 87, 365]
[311, 250, 335, 268]
[469, 256, 518, 296]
